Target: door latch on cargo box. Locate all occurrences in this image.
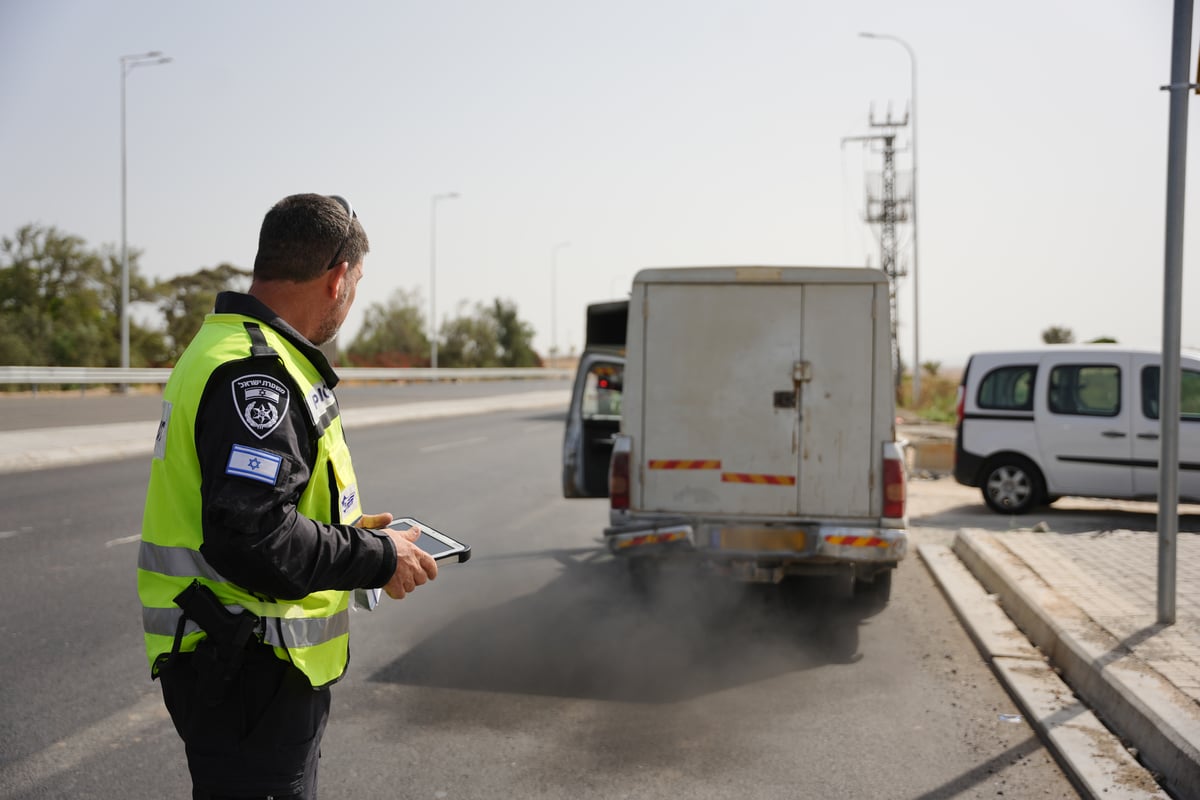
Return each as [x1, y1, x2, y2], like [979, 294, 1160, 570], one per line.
[793, 361, 812, 382]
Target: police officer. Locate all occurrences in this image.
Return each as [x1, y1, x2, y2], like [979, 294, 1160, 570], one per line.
[137, 193, 438, 799]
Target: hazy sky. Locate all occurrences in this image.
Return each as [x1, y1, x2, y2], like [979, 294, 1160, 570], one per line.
[0, 1, 1192, 367]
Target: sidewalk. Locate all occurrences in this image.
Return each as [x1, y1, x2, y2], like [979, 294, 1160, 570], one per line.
[0, 390, 569, 475]
[927, 527, 1200, 799]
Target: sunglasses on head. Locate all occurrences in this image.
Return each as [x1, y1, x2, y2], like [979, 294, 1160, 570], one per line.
[326, 195, 357, 271]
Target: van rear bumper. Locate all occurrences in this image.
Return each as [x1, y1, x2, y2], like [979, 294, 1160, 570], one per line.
[604, 518, 907, 564]
[954, 437, 985, 487]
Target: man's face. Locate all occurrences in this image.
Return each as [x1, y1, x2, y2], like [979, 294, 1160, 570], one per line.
[313, 261, 363, 346]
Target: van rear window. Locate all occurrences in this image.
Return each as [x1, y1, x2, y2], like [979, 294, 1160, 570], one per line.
[1140, 366, 1200, 420]
[977, 365, 1036, 411]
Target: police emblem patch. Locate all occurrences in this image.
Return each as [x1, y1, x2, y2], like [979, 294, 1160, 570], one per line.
[232, 374, 290, 439]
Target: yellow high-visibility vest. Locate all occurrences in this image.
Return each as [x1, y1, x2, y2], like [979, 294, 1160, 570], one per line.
[138, 314, 363, 688]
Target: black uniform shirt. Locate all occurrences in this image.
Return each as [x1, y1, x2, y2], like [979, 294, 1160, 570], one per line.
[194, 291, 396, 601]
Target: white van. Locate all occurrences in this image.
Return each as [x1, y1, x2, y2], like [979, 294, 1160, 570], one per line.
[954, 346, 1200, 513]
[564, 266, 907, 600]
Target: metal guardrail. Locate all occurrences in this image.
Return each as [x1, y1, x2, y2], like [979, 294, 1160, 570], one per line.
[0, 366, 573, 386]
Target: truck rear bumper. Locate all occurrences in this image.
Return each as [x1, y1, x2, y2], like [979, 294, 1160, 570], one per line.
[604, 519, 908, 564]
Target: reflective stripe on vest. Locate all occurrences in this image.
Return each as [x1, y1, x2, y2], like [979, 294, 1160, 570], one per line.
[137, 541, 350, 649]
[142, 605, 350, 650]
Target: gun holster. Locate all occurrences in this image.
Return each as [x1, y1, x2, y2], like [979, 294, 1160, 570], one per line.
[170, 579, 263, 706]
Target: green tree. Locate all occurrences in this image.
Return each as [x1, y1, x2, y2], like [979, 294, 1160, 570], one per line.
[439, 301, 501, 367]
[1042, 326, 1075, 345]
[156, 263, 251, 362]
[0, 224, 164, 367]
[491, 298, 541, 367]
[436, 299, 542, 368]
[1086, 335, 1118, 344]
[344, 288, 429, 366]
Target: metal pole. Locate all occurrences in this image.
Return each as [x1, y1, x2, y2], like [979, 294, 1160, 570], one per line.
[551, 242, 570, 363]
[429, 192, 459, 369]
[860, 33, 919, 404]
[1157, 0, 1193, 625]
[120, 60, 128, 375]
[118, 52, 170, 380]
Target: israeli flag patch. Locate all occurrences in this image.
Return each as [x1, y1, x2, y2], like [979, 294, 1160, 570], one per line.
[225, 444, 283, 485]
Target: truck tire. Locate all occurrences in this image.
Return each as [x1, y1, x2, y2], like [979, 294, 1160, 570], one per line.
[852, 568, 892, 607]
[627, 558, 659, 599]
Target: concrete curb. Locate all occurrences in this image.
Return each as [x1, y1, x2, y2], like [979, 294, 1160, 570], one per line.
[952, 529, 1200, 800]
[0, 390, 570, 475]
[918, 543, 1168, 799]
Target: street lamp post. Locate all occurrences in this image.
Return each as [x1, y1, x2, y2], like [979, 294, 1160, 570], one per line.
[860, 32, 920, 404]
[429, 192, 459, 369]
[120, 51, 171, 378]
[551, 241, 570, 364]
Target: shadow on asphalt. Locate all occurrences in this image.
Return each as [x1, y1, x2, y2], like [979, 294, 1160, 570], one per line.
[370, 550, 882, 704]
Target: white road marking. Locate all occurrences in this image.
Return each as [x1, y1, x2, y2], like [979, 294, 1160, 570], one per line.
[0, 527, 32, 540]
[419, 436, 487, 454]
[0, 691, 169, 796]
[105, 534, 141, 548]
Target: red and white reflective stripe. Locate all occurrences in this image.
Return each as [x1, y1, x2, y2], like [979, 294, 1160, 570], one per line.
[721, 472, 796, 486]
[612, 529, 690, 550]
[824, 535, 891, 548]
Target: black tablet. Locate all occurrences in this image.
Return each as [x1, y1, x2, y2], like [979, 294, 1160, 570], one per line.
[353, 518, 471, 611]
[389, 517, 472, 563]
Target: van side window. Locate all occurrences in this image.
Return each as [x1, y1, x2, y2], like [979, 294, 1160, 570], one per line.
[1140, 366, 1200, 420]
[582, 363, 623, 420]
[1048, 364, 1120, 416]
[977, 365, 1036, 411]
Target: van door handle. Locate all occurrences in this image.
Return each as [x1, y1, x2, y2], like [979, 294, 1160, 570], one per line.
[1137, 432, 1160, 441]
[1101, 431, 1127, 438]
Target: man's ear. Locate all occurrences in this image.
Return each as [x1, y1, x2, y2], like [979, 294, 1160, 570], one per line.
[325, 262, 349, 300]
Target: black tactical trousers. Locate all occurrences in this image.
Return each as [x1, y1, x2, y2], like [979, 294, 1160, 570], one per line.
[159, 639, 330, 799]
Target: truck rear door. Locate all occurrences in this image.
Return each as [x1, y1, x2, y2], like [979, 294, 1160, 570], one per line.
[638, 280, 878, 518]
[797, 283, 879, 517]
[641, 281, 801, 516]
[562, 300, 629, 499]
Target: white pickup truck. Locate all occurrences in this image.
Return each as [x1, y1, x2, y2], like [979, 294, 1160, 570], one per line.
[563, 266, 907, 601]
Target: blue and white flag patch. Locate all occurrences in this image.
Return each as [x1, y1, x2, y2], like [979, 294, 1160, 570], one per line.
[226, 444, 283, 485]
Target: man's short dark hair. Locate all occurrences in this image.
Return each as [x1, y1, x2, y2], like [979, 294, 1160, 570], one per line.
[253, 194, 369, 281]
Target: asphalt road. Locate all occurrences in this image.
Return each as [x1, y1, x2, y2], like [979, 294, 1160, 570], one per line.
[0, 400, 1080, 799]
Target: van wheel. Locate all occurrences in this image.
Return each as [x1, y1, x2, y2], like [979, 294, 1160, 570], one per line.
[981, 457, 1043, 514]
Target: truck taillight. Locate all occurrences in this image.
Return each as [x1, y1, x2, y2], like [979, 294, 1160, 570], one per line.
[883, 454, 906, 519]
[955, 384, 965, 426]
[609, 449, 630, 510]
